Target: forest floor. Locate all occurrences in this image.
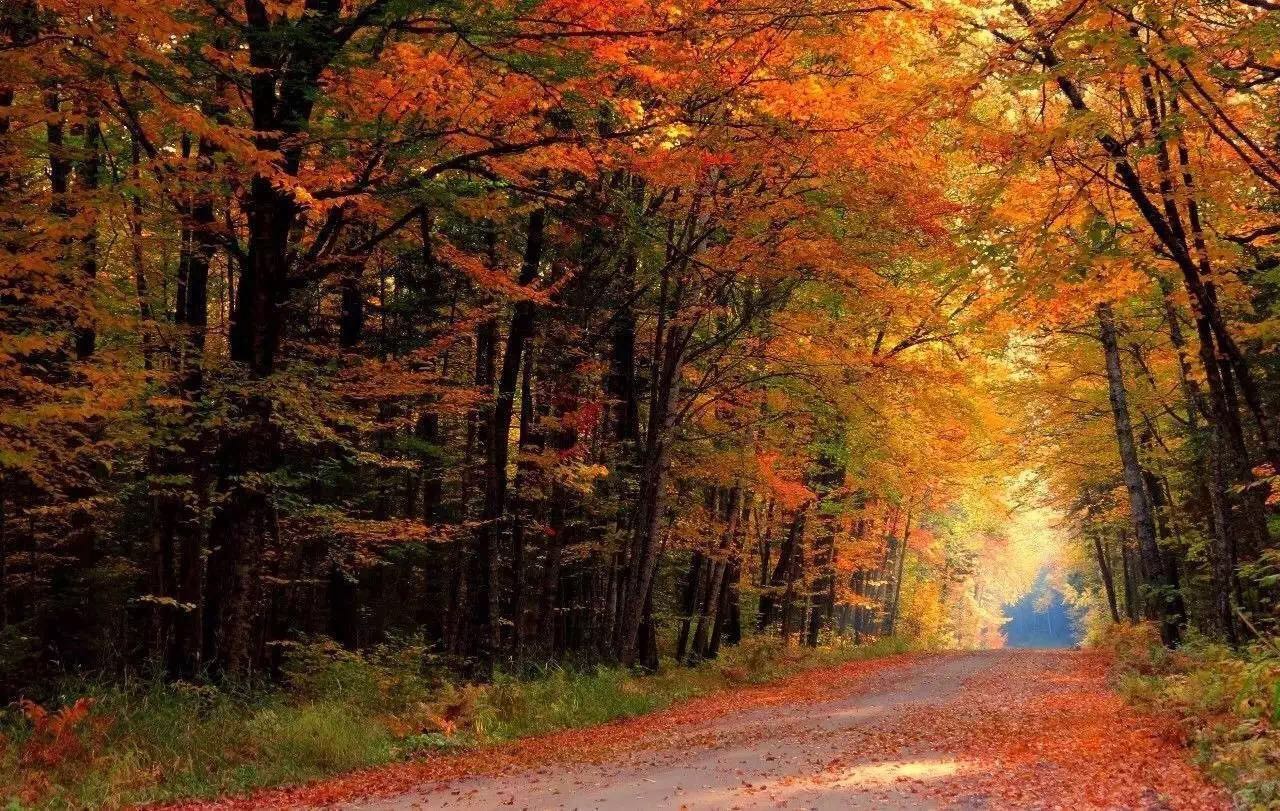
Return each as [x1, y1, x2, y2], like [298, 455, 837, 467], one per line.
[180, 649, 1229, 810]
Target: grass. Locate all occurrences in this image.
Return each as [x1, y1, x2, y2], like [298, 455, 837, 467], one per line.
[1102, 623, 1280, 809]
[0, 635, 911, 809]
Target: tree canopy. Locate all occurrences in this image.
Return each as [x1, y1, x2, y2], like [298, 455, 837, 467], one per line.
[2, 0, 1279, 695]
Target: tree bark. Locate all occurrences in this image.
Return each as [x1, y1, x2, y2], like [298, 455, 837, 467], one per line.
[884, 505, 912, 637]
[473, 209, 546, 656]
[1098, 302, 1181, 646]
[73, 110, 100, 360]
[616, 317, 687, 663]
[1092, 529, 1121, 624]
[675, 551, 705, 661]
[758, 509, 805, 632]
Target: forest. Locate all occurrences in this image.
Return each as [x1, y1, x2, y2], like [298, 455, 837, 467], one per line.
[2, 0, 1280, 805]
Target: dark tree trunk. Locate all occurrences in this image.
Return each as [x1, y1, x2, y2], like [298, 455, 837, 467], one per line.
[206, 0, 352, 675]
[1160, 280, 1238, 641]
[608, 250, 641, 446]
[473, 209, 547, 657]
[722, 559, 743, 647]
[871, 507, 901, 635]
[675, 552, 705, 661]
[884, 505, 912, 637]
[851, 570, 866, 643]
[416, 410, 443, 523]
[1098, 302, 1181, 646]
[339, 273, 364, 349]
[758, 509, 805, 632]
[537, 519, 564, 654]
[161, 119, 220, 678]
[326, 564, 359, 648]
[617, 318, 687, 663]
[1121, 537, 1140, 623]
[690, 487, 741, 661]
[803, 458, 844, 646]
[74, 111, 100, 360]
[805, 532, 835, 646]
[509, 343, 537, 651]
[1093, 530, 1121, 624]
[779, 541, 805, 643]
[708, 561, 734, 658]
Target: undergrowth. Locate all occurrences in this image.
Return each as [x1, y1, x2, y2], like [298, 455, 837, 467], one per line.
[0, 636, 910, 809]
[1102, 623, 1280, 809]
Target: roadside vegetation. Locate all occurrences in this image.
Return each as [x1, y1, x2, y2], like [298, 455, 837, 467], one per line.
[0, 637, 911, 809]
[1104, 624, 1280, 808]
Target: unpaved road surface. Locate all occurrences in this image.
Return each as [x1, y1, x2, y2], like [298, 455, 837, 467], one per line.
[337, 650, 1227, 811]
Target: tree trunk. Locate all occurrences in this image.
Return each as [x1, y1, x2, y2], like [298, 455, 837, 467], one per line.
[675, 552, 705, 661]
[74, 110, 100, 360]
[1120, 535, 1139, 622]
[758, 509, 805, 632]
[510, 342, 537, 651]
[1097, 302, 1180, 646]
[1092, 529, 1121, 624]
[617, 318, 687, 663]
[779, 537, 806, 643]
[473, 209, 547, 657]
[1161, 280, 1238, 641]
[885, 505, 912, 637]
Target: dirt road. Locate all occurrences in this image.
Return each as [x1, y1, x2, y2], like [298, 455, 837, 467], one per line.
[339, 650, 1227, 810]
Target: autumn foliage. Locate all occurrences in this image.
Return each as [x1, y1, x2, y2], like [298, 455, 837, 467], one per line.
[0, 0, 1016, 700]
[3, 0, 1280, 802]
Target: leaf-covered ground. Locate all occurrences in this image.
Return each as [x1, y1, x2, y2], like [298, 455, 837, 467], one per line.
[168, 649, 1228, 809]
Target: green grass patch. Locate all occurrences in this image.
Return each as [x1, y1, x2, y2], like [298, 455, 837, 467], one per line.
[0, 636, 911, 809]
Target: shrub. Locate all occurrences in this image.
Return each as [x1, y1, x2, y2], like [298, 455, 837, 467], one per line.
[730, 636, 790, 682]
[280, 637, 433, 713]
[1104, 623, 1280, 807]
[17, 698, 103, 770]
